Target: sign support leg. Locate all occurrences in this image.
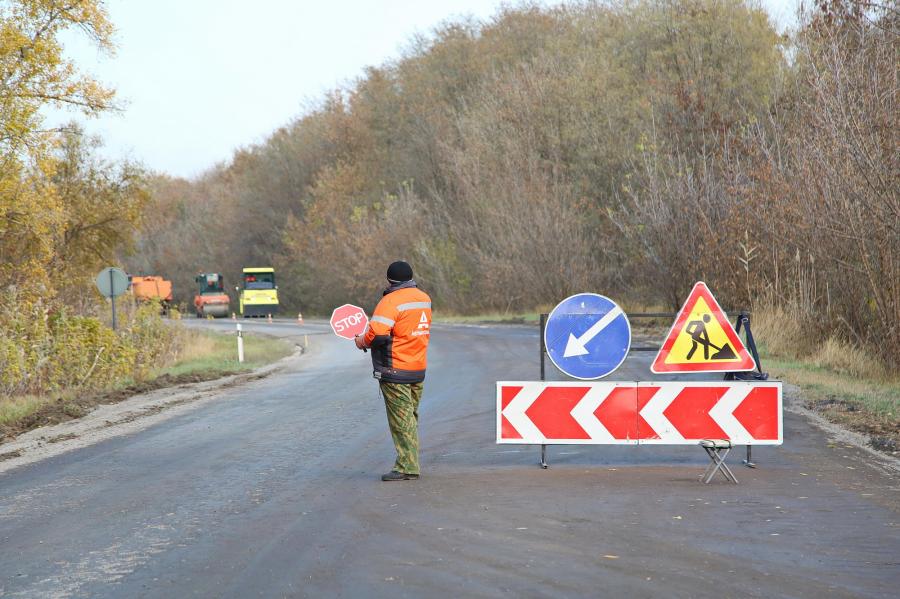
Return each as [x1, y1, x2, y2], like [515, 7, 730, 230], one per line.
[742, 445, 756, 468]
[733, 312, 762, 469]
[109, 269, 118, 331]
[539, 312, 549, 469]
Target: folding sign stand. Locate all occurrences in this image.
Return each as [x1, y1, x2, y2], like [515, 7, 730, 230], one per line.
[699, 439, 739, 484]
[726, 309, 770, 469]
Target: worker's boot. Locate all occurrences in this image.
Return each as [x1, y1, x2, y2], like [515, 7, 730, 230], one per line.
[381, 470, 419, 481]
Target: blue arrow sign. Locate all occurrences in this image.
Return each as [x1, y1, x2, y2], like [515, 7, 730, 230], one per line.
[545, 293, 631, 380]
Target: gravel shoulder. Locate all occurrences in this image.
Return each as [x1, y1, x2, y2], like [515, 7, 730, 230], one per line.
[783, 382, 900, 476]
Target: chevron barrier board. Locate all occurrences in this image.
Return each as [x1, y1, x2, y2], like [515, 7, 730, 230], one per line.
[497, 381, 782, 445]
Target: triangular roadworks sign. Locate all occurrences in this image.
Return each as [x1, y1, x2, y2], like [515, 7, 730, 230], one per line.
[651, 281, 756, 373]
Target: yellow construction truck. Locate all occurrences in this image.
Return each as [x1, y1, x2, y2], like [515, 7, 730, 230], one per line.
[238, 267, 279, 317]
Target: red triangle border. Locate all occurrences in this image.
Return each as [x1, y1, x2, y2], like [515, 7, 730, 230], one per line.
[651, 281, 756, 373]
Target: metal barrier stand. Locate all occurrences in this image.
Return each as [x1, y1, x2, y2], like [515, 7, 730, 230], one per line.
[627, 312, 675, 351]
[537, 311, 674, 469]
[539, 312, 548, 469]
[743, 444, 756, 468]
[536, 309, 759, 470]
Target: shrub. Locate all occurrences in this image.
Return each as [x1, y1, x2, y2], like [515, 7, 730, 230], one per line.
[0, 290, 183, 397]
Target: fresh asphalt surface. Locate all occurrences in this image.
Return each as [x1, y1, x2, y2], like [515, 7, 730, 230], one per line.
[1, 319, 898, 598]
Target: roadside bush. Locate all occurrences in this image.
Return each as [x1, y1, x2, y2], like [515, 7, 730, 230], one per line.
[43, 309, 133, 392]
[123, 301, 185, 380]
[0, 290, 183, 397]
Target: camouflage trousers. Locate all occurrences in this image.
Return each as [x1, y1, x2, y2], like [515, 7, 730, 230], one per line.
[380, 381, 424, 475]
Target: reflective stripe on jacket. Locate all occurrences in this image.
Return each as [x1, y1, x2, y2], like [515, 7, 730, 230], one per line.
[363, 282, 432, 383]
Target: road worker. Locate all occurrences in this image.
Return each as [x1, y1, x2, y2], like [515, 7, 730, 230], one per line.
[354, 261, 432, 481]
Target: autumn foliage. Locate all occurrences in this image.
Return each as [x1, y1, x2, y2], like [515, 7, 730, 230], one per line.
[127, 2, 894, 367]
[0, 1, 169, 396]
[2, 1, 896, 373]
[128, 1, 898, 368]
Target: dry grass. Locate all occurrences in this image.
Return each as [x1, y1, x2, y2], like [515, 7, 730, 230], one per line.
[809, 337, 887, 380]
[173, 331, 220, 363]
[155, 329, 294, 377]
[768, 359, 898, 420]
[434, 311, 544, 324]
[753, 305, 888, 379]
[620, 303, 674, 335]
[750, 305, 812, 359]
[0, 395, 44, 428]
[752, 305, 898, 453]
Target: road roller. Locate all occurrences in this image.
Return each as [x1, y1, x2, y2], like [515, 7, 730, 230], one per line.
[193, 273, 230, 318]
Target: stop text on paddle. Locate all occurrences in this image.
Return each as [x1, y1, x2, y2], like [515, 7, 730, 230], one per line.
[330, 304, 369, 339]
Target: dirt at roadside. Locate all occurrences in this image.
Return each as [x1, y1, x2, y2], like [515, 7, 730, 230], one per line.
[806, 396, 899, 455]
[0, 370, 242, 447]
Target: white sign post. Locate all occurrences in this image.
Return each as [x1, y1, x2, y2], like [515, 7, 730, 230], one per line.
[236, 323, 244, 363]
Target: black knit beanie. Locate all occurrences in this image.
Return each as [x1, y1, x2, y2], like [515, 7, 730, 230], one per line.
[386, 261, 413, 283]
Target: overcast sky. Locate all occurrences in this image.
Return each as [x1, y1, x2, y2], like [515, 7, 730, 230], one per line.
[47, 0, 798, 179]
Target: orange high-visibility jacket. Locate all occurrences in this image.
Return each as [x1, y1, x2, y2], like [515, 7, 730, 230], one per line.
[363, 283, 432, 383]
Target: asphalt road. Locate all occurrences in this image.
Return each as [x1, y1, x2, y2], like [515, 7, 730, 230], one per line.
[1, 319, 898, 598]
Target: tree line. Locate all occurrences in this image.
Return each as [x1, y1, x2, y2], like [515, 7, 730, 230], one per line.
[1, 1, 896, 371]
[132, 0, 897, 367]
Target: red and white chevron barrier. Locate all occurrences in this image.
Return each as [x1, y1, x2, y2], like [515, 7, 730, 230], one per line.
[497, 381, 782, 445]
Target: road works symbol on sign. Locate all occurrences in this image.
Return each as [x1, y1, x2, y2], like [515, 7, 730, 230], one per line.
[330, 304, 369, 339]
[545, 293, 631, 380]
[651, 281, 755, 373]
[497, 381, 782, 445]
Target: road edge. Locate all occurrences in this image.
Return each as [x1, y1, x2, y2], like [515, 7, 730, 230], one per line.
[783, 382, 900, 475]
[0, 345, 305, 476]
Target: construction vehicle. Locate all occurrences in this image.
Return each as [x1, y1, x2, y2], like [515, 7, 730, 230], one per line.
[129, 275, 173, 314]
[238, 267, 278, 317]
[193, 273, 230, 318]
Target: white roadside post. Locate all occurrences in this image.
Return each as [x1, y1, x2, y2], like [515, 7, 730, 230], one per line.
[236, 323, 244, 363]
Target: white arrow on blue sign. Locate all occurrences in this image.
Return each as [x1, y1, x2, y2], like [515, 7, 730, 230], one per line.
[545, 293, 631, 380]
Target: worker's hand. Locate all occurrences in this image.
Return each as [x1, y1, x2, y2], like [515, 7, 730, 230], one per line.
[354, 334, 367, 350]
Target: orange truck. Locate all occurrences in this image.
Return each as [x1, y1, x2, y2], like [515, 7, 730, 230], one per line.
[129, 275, 173, 314]
[193, 273, 230, 318]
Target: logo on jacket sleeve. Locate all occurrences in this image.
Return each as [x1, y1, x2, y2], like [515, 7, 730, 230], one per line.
[412, 311, 431, 336]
